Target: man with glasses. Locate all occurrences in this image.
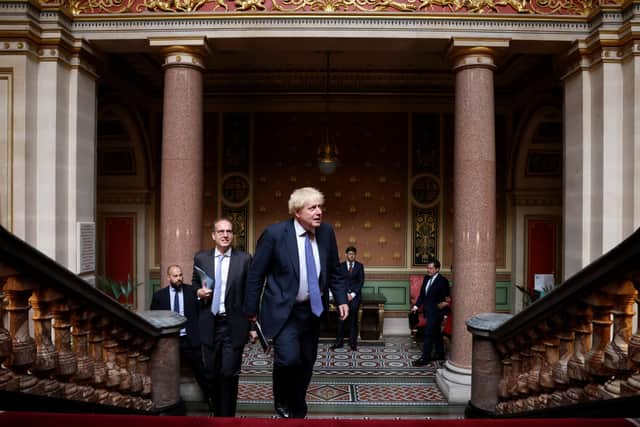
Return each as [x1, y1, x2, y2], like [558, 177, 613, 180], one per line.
[192, 218, 252, 417]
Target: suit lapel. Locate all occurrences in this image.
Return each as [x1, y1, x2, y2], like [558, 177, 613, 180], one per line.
[226, 251, 238, 298]
[285, 220, 300, 281]
[162, 286, 171, 310]
[316, 226, 328, 287]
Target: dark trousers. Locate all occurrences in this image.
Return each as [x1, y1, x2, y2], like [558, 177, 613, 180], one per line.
[179, 336, 209, 401]
[272, 302, 320, 419]
[421, 314, 445, 361]
[201, 317, 243, 417]
[335, 300, 359, 347]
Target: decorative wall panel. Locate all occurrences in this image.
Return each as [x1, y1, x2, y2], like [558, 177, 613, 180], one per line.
[220, 112, 250, 252]
[411, 113, 441, 266]
[253, 112, 407, 267]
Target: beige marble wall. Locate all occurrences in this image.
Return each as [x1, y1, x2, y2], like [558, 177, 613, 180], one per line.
[562, 42, 640, 278]
[1, 49, 97, 272]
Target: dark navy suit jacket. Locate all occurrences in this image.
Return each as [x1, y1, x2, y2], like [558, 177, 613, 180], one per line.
[243, 219, 348, 338]
[192, 248, 252, 350]
[414, 273, 450, 324]
[340, 260, 364, 307]
[150, 283, 201, 348]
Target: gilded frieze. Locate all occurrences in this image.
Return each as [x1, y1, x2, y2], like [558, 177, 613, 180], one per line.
[67, 0, 598, 15]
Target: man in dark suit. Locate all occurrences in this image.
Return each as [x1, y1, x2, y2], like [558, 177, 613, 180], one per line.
[330, 246, 365, 351]
[410, 258, 451, 366]
[192, 217, 252, 417]
[150, 265, 209, 406]
[244, 187, 349, 419]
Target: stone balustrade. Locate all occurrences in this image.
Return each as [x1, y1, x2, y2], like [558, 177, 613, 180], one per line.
[467, 227, 640, 417]
[0, 226, 184, 414]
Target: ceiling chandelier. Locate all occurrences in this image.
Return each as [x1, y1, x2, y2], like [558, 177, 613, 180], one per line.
[317, 51, 339, 175]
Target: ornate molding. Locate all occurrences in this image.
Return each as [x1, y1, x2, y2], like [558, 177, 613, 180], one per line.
[66, 0, 599, 15]
[511, 190, 562, 207]
[98, 190, 152, 205]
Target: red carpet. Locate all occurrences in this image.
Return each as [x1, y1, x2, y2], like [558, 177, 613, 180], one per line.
[0, 412, 636, 427]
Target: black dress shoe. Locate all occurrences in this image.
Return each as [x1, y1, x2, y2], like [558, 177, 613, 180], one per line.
[330, 343, 343, 350]
[350, 345, 357, 351]
[275, 403, 290, 418]
[412, 358, 431, 367]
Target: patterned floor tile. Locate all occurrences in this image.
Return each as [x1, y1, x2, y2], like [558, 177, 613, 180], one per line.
[237, 336, 457, 418]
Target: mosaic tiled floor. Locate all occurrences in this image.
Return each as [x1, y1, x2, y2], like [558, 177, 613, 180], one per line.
[236, 336, 466, 419]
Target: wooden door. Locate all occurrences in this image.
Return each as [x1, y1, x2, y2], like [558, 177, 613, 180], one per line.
[526, 217, 560, 293]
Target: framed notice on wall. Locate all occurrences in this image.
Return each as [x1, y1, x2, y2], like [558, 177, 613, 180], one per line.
[77, 221, 96, 274]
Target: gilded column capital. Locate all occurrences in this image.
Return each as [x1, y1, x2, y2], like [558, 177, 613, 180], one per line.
[448, 46, 501, 72]
[160, 46, 206, 70]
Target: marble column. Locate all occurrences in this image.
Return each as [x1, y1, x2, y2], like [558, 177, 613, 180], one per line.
[437, 47, 498, 403]
[159, 46, 205, 281]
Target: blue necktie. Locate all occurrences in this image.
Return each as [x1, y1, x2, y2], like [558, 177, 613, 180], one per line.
[305, 232, 323, 317]
[212, 254, 224, 315]
[173, 287, 180, 314]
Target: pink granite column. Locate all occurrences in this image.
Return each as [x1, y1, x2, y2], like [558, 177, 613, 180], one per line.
[160, 47, 204, 282]
[450, 48, 497, 369]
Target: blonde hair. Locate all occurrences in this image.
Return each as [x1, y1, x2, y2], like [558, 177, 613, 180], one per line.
[288, 187, 324, 215]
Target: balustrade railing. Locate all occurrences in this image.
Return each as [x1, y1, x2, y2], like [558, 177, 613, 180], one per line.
[467, 227, 640, 417]
[0, 226, 185, 414]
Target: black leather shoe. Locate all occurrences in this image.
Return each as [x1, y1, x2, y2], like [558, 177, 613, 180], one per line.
[412, 358, 431, 367]
[350, 345, 358, 351]
[330, 343, 343, 350]
[275, 403, 290, 418]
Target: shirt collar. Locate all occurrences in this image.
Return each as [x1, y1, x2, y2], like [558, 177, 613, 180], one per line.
[294, 219, 310, 237]
[215, 248, 231, 257]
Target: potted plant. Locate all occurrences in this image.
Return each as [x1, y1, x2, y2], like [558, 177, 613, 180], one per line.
[95, 274, 144, 310]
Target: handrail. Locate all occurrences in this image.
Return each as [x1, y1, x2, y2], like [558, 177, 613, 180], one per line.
[466, 227, 640, 417]
[0, 226, 158, 337]
[491, 226, 640, 343]
[0, 225, 185, 414]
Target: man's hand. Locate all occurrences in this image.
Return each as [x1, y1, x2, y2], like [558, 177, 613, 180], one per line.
[197, 288, 212, 299]
[410, 305, 418, 313]
[437, 297, 451, 310]
[338, 303, 349, 321]
[249, 330, 258, 343]
[347, 293, 354, 302]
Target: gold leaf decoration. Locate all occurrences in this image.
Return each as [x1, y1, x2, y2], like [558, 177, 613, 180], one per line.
[70, 0, 596, 15]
